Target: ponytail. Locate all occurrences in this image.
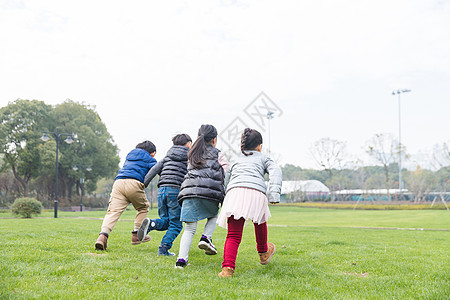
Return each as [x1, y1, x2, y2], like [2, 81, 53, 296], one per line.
[241, 128, 252, 156]
[188, 124, 218, 168]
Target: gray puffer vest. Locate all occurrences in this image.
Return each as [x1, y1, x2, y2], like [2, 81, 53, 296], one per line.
[178, 145, 225, 205]
[143, 145, 189, 188]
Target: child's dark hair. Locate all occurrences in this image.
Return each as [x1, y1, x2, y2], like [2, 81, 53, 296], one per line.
[136, 140, 156, 155]
[172, 133, 192, 146]
[241, 128, 263, 156]
[188, 124, 217, 168]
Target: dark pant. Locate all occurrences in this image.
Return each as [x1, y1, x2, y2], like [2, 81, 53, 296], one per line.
[152, 186, 183, 249]
[222, 216, 268, 269]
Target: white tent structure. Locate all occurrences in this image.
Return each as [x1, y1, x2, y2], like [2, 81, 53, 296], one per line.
[281, 180, 330, 202]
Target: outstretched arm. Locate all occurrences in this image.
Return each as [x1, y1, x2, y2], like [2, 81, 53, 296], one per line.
[144, 160, 163, 188]
[218, 152, 229, 176]
[264, 156, 282, 203]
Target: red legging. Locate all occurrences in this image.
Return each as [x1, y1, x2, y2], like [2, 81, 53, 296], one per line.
[222, 216, 268, 269]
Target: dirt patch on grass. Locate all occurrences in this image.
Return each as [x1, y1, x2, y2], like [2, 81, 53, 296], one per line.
[344, 272, 369, 277]
[86, 252, 107, 256]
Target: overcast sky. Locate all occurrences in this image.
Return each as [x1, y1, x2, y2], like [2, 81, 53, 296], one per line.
[1, 0, 449, 169]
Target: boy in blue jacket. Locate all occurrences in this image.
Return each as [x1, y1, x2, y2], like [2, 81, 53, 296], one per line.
[95, 140, 157, 251]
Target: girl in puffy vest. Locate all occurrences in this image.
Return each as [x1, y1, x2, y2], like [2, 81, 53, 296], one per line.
[175, 124, 228, 268]
[217, 128, 282, 277]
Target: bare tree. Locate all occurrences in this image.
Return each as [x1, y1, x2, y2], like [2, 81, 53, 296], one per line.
[431, 142, 450, 169]
[346, 157, 367, 190]
[310, 137, 347, 201]
[430, 142, 450, 201]
[366, 133, 404, 201]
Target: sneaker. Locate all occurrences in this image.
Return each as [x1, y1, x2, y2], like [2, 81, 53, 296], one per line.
[158, 245, 176, 256]
[137, 218, 151, 241]
[132, 232, 151, 245]
[198, 235, 217, 255]
[259, 242, 276, 265]
[175, 258, 189, 269]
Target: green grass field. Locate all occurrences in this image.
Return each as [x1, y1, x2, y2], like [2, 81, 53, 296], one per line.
[1, 207, 449, 299]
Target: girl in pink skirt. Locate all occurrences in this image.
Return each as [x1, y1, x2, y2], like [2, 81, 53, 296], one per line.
[217, 128, 282, 277]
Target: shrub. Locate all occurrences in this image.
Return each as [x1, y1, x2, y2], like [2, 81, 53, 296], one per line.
[11, 197, 43, 218]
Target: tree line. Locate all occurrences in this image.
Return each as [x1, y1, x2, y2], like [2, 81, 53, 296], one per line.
[284, 136, 450, 202]
[1, 99, 448, 207]
[0, 99, 119, 207]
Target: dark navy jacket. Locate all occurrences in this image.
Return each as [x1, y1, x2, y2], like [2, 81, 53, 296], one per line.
[115, 148, 157, 183]
[144, 145, 189, 188]
[178, 145, 225, 205]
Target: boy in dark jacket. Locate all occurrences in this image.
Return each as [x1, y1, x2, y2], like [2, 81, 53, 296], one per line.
[137, 134, 192, 256]
[95, 140, 157, 251]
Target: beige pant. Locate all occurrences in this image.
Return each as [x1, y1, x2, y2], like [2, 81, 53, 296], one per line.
[101, 179, 149, 234]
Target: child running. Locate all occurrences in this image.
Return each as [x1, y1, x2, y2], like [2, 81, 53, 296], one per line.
[95, 140, 157, 250]
[175, 124, 228, 268]
[217, 128, 282, 277]
[137, 133, 192, 256]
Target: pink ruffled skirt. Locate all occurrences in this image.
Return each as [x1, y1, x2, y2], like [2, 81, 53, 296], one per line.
[217, 187, 271, 229]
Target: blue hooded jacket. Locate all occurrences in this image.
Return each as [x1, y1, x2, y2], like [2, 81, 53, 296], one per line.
[115, 148, 157, 183]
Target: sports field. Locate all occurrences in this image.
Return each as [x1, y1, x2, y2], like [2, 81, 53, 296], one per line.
[1, 206, 449, 299]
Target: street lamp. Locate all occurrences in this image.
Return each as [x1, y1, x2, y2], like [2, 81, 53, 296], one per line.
[73, 163, 92, 212]
[392, 89, 411, 193]
[41, 128, 74, 218]
[266, 111, 275, 155]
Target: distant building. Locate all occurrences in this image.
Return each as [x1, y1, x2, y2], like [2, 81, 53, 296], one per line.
[281, 180, 330, 202]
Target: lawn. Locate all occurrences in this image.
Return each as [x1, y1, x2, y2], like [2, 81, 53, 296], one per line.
[0, 207, 449, 299]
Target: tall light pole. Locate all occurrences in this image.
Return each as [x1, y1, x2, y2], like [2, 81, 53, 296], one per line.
[73, 163, 92, 212]
[392, 89, 411, 192]
[267, 111, 275, 155]
[41, 128, 74, 218]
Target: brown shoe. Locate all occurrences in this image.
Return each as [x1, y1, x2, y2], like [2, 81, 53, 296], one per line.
[259, 242, 276, 265]
[95, 233, 108, 250]
[218, 267, 234, 278]
[132, 232, 151, 245]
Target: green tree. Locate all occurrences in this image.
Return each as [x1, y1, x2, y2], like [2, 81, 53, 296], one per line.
[280, 164, 331, 186]
[281, 164, 305, 180]
[404, 166, 436, 203]
[49, 100, 119, 204]
[0, 169, 20, 206]
[435, 166, 450, 193]
[0, 99, 52, 195]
